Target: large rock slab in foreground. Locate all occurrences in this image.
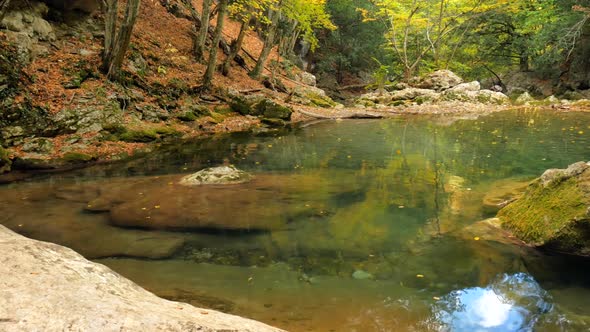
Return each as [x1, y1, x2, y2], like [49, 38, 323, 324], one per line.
[0, 225, 283, 332]
[498, 162, 590, 256]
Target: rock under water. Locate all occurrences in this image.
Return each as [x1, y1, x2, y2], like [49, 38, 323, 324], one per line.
[0, 225, 283, 332]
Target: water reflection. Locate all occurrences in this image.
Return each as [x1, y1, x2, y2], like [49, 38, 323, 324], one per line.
[431, 273, 552, 331]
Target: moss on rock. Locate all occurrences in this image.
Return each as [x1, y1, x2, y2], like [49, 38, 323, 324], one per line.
[498, 162, 590, 256]
[0, 145, 12, 174]
[62, 152, 95, 163]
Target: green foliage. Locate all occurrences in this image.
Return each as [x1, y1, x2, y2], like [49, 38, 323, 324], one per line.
[317, 0, 589, 84]
[314, 0, 389, 82]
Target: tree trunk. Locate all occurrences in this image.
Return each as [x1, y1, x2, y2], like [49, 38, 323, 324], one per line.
[202, 0, 227, 90]
[194, 0, 212, 62]
[102, 0, 117, 64]
[102, 0, 141, 81]
[519, 54, 529, 72]
[250, 8, 280, 79]
[222, 18, 248, 76]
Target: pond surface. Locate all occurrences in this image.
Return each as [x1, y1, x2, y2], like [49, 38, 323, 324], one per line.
[1, 109, 590, 331]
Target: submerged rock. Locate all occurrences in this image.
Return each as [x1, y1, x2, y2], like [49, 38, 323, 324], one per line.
[179, 165, 252, 186]
[352, 270, 374, 280]
[0, 225, 282, 332]
[498, 162, 590, 256]
[482, 179, 531, 214]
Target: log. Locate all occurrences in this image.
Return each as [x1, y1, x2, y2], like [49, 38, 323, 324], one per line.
[297, 109, 384, 120]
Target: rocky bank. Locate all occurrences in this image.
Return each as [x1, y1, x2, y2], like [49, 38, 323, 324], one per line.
[0, 224, 283, 332]
[498, 161, 590, 257]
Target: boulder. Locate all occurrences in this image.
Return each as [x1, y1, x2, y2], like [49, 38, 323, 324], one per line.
[256, 99, 293, 120]
[296, 72, 317, 86]
[448, 81, 481, 93]
[515, 92, 534, 105]
[229, 94, 265, 116]
[415, 70, 463, 91]
[475, 89, 510, 104]
[498, 162, 590, 257]
[442, 89, 508, 105]
[0, 145, 11, 174]
[179, 166, 252, 186]
[391, 88, 440, 102]
[21, 137, 54, 154]
[0, 225, 282, 332]
[291, 86, 336, 108]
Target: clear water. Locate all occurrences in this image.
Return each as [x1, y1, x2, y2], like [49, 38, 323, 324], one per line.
[1, 109, 590, 331]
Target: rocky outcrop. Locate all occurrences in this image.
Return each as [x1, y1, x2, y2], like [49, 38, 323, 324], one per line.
[0, 224, 283, 332]
[498, 162, 590, 257]
[357, 75, 509, 108]
[290, 86, 338, 108]
[415, 70, 463, 91]
[229, 94, 293, 122]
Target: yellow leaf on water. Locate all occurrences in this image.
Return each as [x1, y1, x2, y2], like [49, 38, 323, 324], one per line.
[433, 297, 441, 301]
[154, 205, 161, 209]
[474, 237, 480, 241]
[416, 274, 424, 278]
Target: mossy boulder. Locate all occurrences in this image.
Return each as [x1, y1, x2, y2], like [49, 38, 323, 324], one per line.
[498, 162, 590, 256]
[0, 145, 12, 174]
[256, 99, 293, 120]
[229, 94, 265, 116]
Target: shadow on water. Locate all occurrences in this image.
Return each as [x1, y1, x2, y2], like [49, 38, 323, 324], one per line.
[1, 109, 590, 331]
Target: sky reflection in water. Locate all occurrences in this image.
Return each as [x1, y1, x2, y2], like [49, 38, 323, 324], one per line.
[432, 273, 552, 331]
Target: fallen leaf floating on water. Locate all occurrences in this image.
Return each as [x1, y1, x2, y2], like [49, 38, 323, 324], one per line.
[433, 297, 441, 301]
[416, 274, 424, 278]
[248, 277, 254, 283]
[474, 237, 480, 241]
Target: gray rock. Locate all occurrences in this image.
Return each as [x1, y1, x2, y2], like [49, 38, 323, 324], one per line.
[1, 12, 26, 32]
[544, 95, 560, 105]
[179, 165, 253, 186]
[296, 72, 317, 86]
[416, 70, 463, 91]
[391, 88, 440, 102]
[515, 92, 534, 105]
[1, 126, 24, 142]
[21, 137, 54, 154]
[79, 48, 96, 57]
[449, 81, 481, 93]
[31, 17, 55, 41]
[476, 89, 509, 104]
[0, 225, 283, 332]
